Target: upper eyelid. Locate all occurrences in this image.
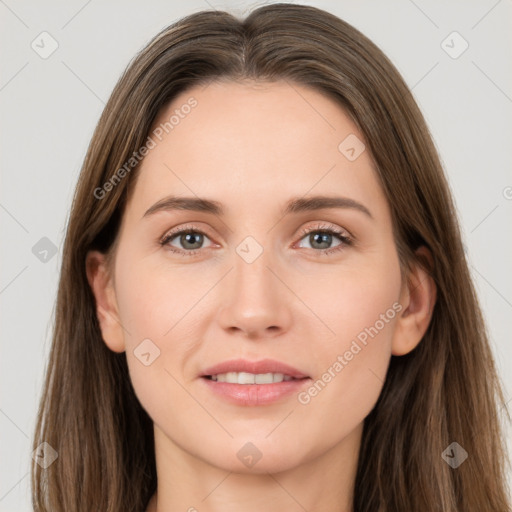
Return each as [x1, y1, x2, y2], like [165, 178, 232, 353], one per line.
[299, 223, 351, 237]
[160, 223, 215, 243]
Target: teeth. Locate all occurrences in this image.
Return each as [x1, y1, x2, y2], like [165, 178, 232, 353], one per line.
[238, 372, 255, 384]
[210, 372, 295, 384]
[255, 373, 274, 384]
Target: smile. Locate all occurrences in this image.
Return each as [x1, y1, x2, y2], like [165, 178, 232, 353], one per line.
[199, 359, 311, 406]
[206, 372, 297, 384]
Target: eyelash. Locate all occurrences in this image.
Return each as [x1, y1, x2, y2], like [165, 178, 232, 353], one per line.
[159, 222, 353, 258]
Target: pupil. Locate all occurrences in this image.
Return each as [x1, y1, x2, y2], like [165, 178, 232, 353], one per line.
[312, 232, 331, 249]
[182, 232, 203, 249]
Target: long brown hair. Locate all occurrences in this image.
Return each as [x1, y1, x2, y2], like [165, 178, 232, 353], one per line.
[31, 4, 511, 511]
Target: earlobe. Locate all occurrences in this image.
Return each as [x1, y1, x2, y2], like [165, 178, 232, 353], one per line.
[85, 250, 126, 353]
[391, 247, 437, 356]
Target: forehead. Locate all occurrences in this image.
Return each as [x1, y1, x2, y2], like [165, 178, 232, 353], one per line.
[125, 79, 385, 220]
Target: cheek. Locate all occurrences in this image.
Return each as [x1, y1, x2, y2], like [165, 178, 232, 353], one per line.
[114, 256, 208, 345]
[292, 252, 401, 408]
[114, 279, 197, 432]
[112, 256, 216, 412]
[292, 251, 401, 351]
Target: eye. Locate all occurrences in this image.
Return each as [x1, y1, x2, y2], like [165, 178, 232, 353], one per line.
[295, 223, 353, 256]
[159, 224, 214, 256]
[159, 222, 353, 257]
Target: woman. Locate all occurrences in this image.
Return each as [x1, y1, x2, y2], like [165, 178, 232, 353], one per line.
[31, 3, 511, 511]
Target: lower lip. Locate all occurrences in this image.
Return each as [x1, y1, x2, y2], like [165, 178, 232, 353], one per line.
[201, 377, 311, 406]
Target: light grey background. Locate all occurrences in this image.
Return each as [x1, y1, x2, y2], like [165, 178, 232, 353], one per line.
[1, 0, 511, 510]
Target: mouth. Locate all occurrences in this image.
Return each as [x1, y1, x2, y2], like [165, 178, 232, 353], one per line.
[203, 372, 302, 384]
[199, 359, 311, 406]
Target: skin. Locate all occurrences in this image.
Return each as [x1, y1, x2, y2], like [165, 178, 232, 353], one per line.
[86, 80, 436, 512]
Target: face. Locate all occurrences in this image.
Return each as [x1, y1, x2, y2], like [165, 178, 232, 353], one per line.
[94, 80, 406, 473]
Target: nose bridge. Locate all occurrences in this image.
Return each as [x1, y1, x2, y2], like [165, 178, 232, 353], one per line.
[232, 235, 282, 308]
[217, 234, 292, 336]
[234, 238, 274, 296]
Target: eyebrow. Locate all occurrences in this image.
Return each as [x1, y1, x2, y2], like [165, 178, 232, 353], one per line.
[142, 195, 373, 219]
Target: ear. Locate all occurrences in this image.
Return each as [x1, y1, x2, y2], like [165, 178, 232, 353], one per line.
[85, 250, 126, 353]
[391, 246, 437, 356]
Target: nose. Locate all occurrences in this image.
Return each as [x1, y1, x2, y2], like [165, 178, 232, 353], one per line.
[217, 246, 293, 340]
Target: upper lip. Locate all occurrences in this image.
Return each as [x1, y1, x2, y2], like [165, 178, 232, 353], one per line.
[201, 358, 309, 379]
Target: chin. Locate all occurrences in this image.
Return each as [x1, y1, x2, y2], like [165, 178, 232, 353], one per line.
[202, 438, 308, 475]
